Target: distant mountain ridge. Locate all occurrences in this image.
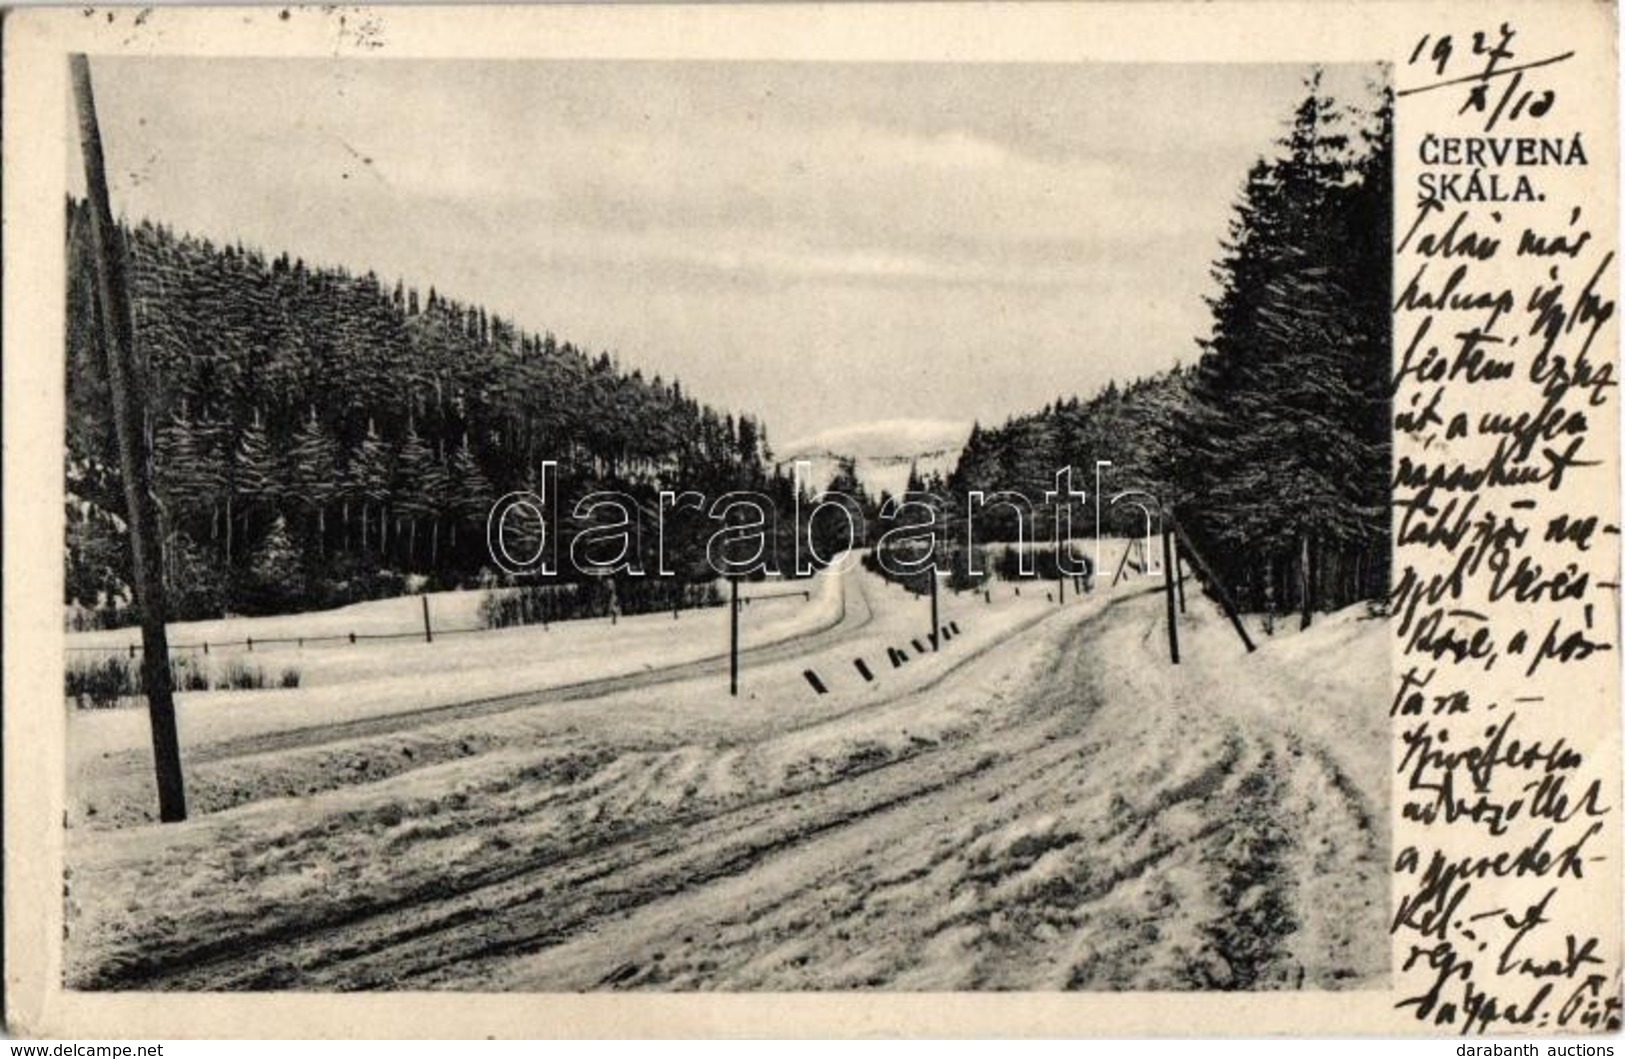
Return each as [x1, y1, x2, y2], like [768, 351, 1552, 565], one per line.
[777, 419, 970, 498]
[778, 446, 960, 467]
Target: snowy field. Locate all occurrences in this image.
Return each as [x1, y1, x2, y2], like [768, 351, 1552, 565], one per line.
[68, 569, 846, 768]
[64, 557, 1389, 992]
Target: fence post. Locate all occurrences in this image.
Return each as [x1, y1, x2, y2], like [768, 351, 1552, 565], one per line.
[1170, 517, 1256, 653]
[729, 576, 740, 697]
[1162, 525, 1180, 665]
[1175, 553, 1188, 614]
[421, 594, 433, 643]
[930, 570, 939, 652]
[1111, 538, 1135, 586]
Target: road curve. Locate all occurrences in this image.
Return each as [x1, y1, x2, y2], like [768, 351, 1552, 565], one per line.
[97, 562, 874, 772]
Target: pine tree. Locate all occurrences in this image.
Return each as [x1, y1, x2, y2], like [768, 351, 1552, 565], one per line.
[166, 532, 228, 620]
[1173, 72, 1391, 617]
[231, 413, 279, 564]
[249, 514, 304, 613]
[449, 436, 493, 555]
[394, 425, 442, 567]
[348, 420, 392, 555]
[153, 409, 225, 531]
[65, 199, 804, 616]
[288, 407, 339, 553]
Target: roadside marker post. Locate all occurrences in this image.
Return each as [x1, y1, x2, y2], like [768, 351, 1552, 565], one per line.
[1162, 525, 1180, 665]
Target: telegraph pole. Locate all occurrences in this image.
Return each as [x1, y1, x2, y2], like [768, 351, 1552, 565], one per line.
[71, 55, 187, 821]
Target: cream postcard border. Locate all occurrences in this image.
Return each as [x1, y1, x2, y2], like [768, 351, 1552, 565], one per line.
[4, 0, 1619, 1038]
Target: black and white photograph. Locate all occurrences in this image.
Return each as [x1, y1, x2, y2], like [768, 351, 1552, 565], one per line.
[55, 52, 1399, 995]
[6, 0, 1621, 1041]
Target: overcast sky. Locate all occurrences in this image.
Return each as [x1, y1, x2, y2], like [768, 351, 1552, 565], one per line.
[74, 58, 1379, 447]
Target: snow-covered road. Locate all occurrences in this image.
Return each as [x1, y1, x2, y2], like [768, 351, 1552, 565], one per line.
[71, 559, 1072, 828]
[65, 568, 1388, 992]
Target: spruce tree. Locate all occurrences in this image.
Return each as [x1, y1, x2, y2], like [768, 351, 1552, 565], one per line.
[348, 420, 392, 556]
[394, 425, 442, 567]
[232, 413, 279, 564]
[1173, 71, 1391, 617]
[249, 514, 304, 613]
[449, 436, 493, 556]
[288, 407, 338, 553]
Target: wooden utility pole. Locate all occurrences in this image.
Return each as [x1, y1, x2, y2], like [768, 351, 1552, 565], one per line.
[71, 55, 187, 822]
[1161, 525, 1180, 664]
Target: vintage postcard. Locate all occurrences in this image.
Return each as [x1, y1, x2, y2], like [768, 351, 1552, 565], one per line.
[2, 0, 1618, 1038]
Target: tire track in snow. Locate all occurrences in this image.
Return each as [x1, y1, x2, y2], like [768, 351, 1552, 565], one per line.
[71, 588, 1386, 992]
[78, 586, 1114, 991]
